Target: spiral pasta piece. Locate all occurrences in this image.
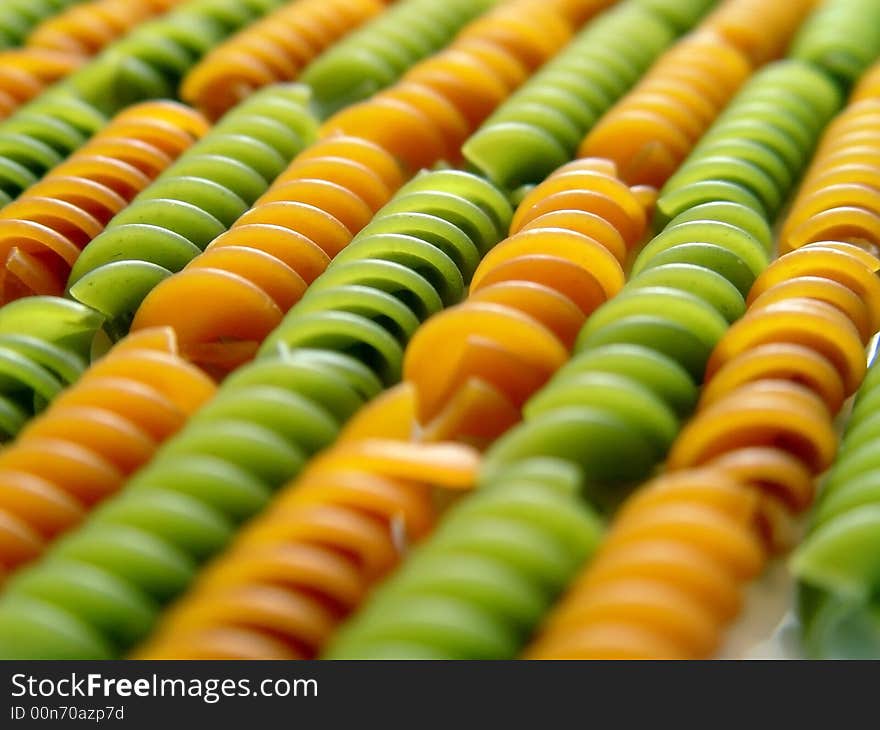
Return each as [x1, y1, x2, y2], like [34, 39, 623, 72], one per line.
[482, 60, 839, 496]
[131, 134, 405, 375]
[0, 295, 104, 441]
[324, 462, 602, 659]
[795, 362, 880, 658]
[780, 81, 880, 253]
[0, 0, 85, 50]
[403, 158, 652, 446]
[0, 170, 511, 659]
[579, 30, 754, 187]
[0, 325, 215, 579]
[0, 49, 83, 121]
[702, 0, 817, 66]
[0, 100, 207, 302]
[301, 0, 498, 119]
[67, 84, 317, 338]
[181, 0, 387, 121]
[461, 1, 692, 190]
[789, 0, 880, 88]
[530, 238, 880, 659]
[320, 0, 592, 172]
